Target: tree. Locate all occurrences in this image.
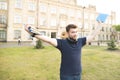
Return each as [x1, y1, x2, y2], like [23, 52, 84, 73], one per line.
[113, 25, 120, 31]
[107, 25, 118, 50]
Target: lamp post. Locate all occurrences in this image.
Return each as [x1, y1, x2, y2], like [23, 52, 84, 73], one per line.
[36, 0, 39, 29]
[82, 6, 85, 37]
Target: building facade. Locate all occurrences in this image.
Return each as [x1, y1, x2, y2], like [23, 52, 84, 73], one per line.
[0, 0, 119, 45]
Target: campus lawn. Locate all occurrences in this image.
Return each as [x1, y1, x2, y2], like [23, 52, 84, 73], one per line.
[0, 46, 120, 80]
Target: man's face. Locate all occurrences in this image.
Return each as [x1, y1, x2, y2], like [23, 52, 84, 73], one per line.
[67, 28, 78, 40]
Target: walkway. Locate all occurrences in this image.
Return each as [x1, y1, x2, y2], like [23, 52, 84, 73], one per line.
[0, 42, 33, 48]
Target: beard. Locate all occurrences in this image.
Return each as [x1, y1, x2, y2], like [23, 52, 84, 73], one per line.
[67, 36, 78, 44]
[69, 35, 77, 40]
[69, 37, 77, 41]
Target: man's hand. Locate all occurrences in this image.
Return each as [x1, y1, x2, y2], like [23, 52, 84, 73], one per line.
[24, 24, 40, 37]
[24, 24, 33, 35]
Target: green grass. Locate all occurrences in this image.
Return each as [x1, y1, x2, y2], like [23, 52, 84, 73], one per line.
[82, 46, 120, 80]
[0, 46, 120, 80]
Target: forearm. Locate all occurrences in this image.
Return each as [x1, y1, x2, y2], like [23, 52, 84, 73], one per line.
[25, 24, 57, 46]
[35, 35, 56, 45]
[87, 23, 102, 43]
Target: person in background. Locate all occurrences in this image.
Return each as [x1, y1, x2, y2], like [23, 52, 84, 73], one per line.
[18, 36, 21, 45]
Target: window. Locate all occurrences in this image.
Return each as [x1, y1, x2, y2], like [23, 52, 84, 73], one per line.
[14, 30, 21, 39]
[0, 2, 7, 10]
[15, 0, 22, 8]
[84, 13, 88, 19]
[68, 20, 75, 24]
[0, 15, 6, 24]
[68, 17, 75, 24]
[50, 18, 57, 27]
[28, 16, 34, 24]
[40, 4, 47, 12]
[78, 33, 82, 38]
[60, 8, 67, 15]
[0, 30, 6, 39]
[98, 35, 101, 41]
[110, 28, 112, 32]
[90, 14, 94, 20]
[50, 6, 56, 14]
[28, 2, 35, 11]
[102, 35, 105, 40]
[106, 27, 108, 32]
[14, 15, 22, 23]
[68, 9, 74, 17]
[60, 20, 66, 27]
[40, 16, 46, 26]
[51, 32, 56, 38]
[101, 27, 104, 31]
[84, 23, 89, 29]
[76, 11, 82, 19]
[59, 0, 71, 4]
[106, 35, 108, 40]
[40, 31, 46, 36]
[78, 22, 82, 28]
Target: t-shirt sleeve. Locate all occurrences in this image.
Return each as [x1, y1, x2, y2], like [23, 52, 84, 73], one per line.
[81, 37, 86, 46]
[56, 39, 62, 50]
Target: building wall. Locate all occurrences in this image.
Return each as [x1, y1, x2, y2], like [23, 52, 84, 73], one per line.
[0, 0, 7, 41]
[0, 0, 117, 44]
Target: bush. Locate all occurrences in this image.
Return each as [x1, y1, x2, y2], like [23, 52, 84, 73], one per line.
[35, 39, 44, 49]
[107, 39, 117, 50]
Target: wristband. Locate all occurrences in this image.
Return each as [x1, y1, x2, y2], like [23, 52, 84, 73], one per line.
[31, 33, 36, 37]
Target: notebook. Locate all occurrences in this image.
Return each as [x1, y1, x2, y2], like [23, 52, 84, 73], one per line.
[96, 13, 108, 23]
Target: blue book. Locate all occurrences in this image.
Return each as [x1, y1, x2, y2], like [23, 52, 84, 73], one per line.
[96, 13, 108, 23]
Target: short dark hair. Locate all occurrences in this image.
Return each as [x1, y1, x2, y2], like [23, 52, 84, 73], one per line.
[66, 24, 78, 32]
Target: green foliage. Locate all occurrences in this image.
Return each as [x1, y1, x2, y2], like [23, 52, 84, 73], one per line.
[35, 39, 44, 49]
[113, 25, 120, 31]
[107, 39, 117, 50]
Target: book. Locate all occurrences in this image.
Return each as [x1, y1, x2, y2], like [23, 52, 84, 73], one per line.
[96, 13, 108, 23]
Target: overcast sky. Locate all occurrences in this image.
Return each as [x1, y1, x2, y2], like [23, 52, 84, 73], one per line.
[77, 0, 120, 24]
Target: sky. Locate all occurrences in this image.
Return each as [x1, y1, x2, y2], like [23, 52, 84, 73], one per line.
[77, 0, 120, 24]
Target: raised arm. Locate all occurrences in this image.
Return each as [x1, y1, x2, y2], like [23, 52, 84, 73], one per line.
[86, 22, 103, 43]
[24, 24, 57, 47]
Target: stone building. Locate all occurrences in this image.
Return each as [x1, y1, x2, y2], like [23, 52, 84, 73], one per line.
[0, 0, 118, 45]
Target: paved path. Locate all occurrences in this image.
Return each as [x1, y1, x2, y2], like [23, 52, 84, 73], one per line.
[0, 42, 33, 48]
[0, 41, 49, 48]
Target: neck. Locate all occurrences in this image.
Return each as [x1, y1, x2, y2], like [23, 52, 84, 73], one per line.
[67, 37, 77, 43]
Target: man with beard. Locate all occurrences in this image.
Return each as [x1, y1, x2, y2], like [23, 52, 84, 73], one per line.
[25, 23, 102, 80]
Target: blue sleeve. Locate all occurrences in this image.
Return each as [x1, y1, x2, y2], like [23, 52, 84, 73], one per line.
[56, 39, 62, 50]
[81, 37, 86, 46]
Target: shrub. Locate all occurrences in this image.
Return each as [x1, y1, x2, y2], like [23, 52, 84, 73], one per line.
[35, 39, 44, 49]
[107, 39, 117, 50]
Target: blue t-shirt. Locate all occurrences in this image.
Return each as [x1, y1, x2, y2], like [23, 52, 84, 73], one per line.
[56, 37, 86, 75]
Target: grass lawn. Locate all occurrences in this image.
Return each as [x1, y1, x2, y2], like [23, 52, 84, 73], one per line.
[0, 46, 120, 80]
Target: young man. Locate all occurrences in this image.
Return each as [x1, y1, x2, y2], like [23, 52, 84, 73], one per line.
[25, 23, 102, 80]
